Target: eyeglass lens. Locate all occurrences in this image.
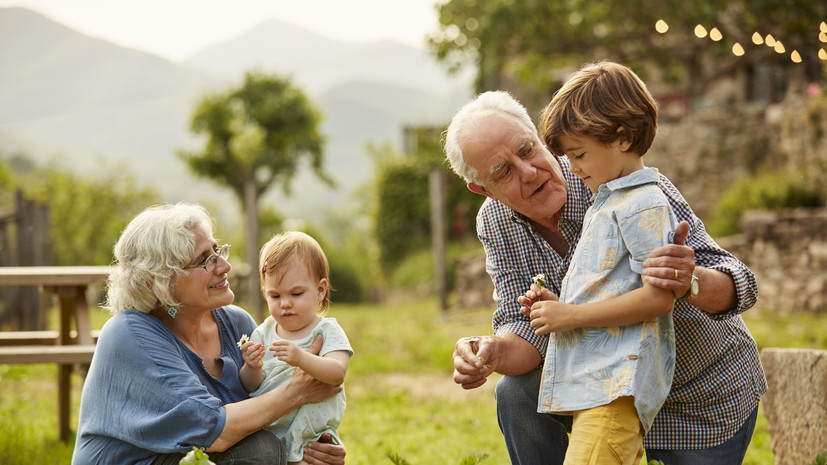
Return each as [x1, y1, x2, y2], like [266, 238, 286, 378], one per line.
[204, 244, 231, 272]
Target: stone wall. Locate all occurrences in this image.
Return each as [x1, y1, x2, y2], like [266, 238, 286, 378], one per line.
[760, 348, 827, 465]
[453, 208, 827, 313]
[718, 208, 827, 313]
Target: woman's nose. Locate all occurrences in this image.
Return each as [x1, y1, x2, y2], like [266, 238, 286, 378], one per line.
[216, 255, 231, 273]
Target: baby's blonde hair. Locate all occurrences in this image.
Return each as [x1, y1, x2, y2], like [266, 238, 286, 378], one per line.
[259, 231, 332, 313]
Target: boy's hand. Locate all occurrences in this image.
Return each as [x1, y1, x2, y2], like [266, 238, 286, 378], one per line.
[269, 340, 304, 367]
[240, 341, 265, 368]
[527, 301, 577, 334]
[518, 283, 559, 316]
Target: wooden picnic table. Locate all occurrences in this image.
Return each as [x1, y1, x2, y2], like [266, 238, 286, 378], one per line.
[0, 266, 111, 441]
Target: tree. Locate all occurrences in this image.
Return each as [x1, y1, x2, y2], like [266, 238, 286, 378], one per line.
[15, 158, 159, 266]
[428, 0, 826, 109]
[179, 71, 330, 316]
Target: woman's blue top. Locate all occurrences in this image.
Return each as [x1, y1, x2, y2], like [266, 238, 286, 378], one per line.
[71, 305, 256, 465]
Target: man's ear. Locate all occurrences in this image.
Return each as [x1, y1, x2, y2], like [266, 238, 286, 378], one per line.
[468, 182, 493, 198]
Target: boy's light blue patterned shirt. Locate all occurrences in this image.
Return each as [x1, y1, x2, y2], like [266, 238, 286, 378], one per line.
[537, 168, 677, 432]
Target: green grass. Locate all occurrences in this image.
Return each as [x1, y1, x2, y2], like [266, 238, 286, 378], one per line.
[0, 301, 823, 464]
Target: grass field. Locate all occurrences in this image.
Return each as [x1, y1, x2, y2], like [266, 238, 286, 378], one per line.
[1, 300, 825, 464]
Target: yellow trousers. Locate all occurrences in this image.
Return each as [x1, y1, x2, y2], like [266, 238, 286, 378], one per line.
[563, 396, 645, 465]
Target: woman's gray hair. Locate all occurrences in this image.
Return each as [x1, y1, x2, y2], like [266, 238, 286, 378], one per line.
[104, 203, 214, 315]
[443, 90, 537, 184]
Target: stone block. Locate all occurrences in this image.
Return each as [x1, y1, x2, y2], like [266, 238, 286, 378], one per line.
[760, 348, 827, 465]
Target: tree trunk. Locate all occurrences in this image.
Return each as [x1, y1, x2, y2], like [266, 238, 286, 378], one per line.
[244, 180, 262, 321]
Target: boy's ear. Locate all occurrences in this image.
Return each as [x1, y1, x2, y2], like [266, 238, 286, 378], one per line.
[616, 127, 632, 152]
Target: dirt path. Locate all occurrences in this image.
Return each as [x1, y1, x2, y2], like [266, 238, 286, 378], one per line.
[349, 372, 499, 402]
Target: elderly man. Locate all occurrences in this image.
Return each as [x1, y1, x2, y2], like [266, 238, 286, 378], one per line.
[445, 90, 766, 465]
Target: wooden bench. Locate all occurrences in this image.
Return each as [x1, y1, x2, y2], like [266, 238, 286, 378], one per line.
[0, 266, 110, 441]
[0, 330, 100, 347]
[0, 344, 96, 364]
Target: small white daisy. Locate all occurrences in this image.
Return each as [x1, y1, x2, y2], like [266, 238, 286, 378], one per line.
[532, 274, 546, 288]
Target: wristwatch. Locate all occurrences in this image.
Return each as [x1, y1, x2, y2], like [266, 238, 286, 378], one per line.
[681, 274, 699, 302]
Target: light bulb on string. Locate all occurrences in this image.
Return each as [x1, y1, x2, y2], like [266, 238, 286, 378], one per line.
[732, 43, 745, 56]
[709, 27, 723, 41]
[819, 49, 827, 60]
[821, 21, 827, 33]
[791, 50, 802, 63]
[820, 31, 827, 43]
[752, 32, 763, 45]
[694, 24, 708, 38]
[774, 41, 785, 54]
[655, 19, 669, 33]
[765, 34, 776, 47]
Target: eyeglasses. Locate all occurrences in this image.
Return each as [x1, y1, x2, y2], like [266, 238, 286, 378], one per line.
[183, 244, 231, 273]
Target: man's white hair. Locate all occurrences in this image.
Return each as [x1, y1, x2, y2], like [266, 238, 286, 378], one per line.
[443, 90, 537, 184]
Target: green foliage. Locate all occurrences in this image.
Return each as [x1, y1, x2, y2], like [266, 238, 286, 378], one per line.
[811, 450, 827, 465]
[370, 129, 483, 277]
[387, 452, 489, 464]
[179, 70, 330, 205]
[706, 170, 822, 236]
[179, 447, 214, 465]
[18, 160, 159, 266]
[374, 156, 433, 273]
[429, 0, 825, 106]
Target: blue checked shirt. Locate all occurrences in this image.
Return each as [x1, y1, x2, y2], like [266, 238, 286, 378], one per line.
[478, 156, 767, 449]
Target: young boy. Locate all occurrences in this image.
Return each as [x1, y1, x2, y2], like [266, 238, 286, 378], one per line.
[528, 61, 680, 465]
[238, 231, 352, 465]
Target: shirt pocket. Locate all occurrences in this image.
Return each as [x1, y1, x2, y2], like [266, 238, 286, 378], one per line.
[572, 221, 621, 277]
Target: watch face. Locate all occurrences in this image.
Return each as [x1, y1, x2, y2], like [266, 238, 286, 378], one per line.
[691, 277, 699, 295]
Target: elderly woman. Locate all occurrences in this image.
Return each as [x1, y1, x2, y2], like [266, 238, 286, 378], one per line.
[72, 203, 346, 465]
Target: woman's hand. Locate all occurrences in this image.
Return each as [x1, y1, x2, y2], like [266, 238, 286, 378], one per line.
[302, 433, 346, 465]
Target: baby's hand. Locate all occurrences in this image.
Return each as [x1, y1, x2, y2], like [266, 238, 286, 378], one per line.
[269, 340, 304, 367]
[240, 341, 265, 368]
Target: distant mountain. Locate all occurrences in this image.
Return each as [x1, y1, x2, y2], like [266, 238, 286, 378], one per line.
[0, 7, 473, 223]
[184, 18, 471, 96]
[0, 7, 224, 193]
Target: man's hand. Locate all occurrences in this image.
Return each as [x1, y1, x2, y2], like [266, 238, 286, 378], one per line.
[452, 335, 502, 389]
[642, 220, 694, 298]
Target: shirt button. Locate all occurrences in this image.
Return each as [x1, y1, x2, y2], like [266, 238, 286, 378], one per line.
[628, 354, 639, 360]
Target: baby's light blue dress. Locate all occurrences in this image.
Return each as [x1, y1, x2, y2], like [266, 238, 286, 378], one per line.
[250, 316, 352, 462]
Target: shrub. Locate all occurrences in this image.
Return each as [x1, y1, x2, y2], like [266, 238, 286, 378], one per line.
[706, 170, 822, 236]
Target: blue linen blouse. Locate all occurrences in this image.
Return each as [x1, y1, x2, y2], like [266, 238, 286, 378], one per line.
[71, 305, 256, 465]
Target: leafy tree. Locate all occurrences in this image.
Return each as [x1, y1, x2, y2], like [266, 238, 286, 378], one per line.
[428, 0, 825, 107]
[18, 159, 158, 266]
[179, 71, 330, 312]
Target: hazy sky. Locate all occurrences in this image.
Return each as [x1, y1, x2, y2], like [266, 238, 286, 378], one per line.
[0, 0, 444, 61]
